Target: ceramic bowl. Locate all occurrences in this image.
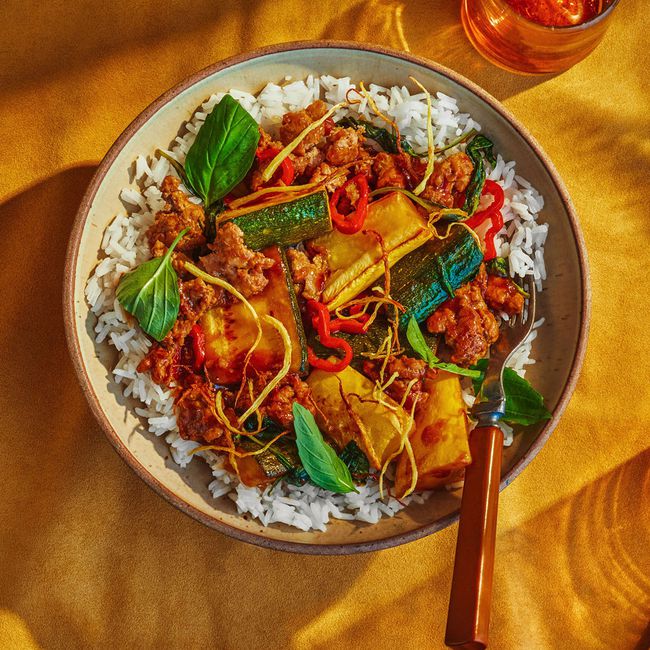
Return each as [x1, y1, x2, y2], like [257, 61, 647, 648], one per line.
[64, 41, 590, 554]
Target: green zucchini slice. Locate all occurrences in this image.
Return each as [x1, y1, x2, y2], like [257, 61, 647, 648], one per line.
[225, 190, 332, 250]
[327, 226, 484, 358]
[312, 191, 431, 311]
[387, 226, 484, 327]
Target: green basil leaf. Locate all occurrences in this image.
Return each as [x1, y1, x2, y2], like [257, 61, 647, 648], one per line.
[486, 256, 509, 277]
[429, 360, 482, 379]
[472, 359, 552, 426]
[406, 317, 482, 379]
[116, 228, 188, 341]
[292, 403, 357, 494]
[463, 134, 496, 215]
[338, 116, 418, 156]
[339, 441, 370, 481]
[184, 94, 260, 207]
[406, 316, 437, 366]
[468, 133, 497, 167]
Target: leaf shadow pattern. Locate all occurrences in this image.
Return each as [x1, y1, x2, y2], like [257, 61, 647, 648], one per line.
[321, 0, 556, 101]
[294, 451, 650, 650]
[0, 167, 371, 649]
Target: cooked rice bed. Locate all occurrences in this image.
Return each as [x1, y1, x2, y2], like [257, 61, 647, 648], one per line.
[85, 75, 548, 531]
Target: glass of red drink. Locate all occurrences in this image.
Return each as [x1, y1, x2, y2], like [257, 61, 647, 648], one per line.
[461, 0, 620, 74]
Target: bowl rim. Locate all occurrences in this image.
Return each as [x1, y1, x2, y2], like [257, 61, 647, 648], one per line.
[63, 39, 591, 555]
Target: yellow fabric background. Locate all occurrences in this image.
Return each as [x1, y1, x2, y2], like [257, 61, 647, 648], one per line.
[1, 1, 648, 648]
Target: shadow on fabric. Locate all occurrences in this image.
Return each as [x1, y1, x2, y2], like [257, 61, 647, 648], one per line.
[320, 0, 556, 101]
[0, 166, 371, 650]
[291, 451, 650, 650]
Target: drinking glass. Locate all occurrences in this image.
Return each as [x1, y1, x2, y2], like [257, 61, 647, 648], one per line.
[461, 0, 620, 74]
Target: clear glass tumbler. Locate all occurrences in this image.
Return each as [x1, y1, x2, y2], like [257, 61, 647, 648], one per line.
[461, 0, 620, 74]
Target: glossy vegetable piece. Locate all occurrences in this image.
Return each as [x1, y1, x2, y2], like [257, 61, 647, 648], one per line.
[201, 246, 307, 384]
[386, 226, 484, 328]
[224, 190, 332, 250]
[306, 365, 413, 470]
[406, 316, 481, 379]
[473, 359, 551, 426]
[312, 191, 431, 311]
[393, 371, 471, 497]
[233, 453, 279, 488]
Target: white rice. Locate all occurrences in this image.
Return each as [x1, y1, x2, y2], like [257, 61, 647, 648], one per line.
[86, 76, 548, 530]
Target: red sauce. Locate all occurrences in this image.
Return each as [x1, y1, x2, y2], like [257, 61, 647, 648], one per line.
[504, 0, 607, 26]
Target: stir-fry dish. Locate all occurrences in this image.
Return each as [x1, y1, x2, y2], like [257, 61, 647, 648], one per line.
[109, 81, 550, 507]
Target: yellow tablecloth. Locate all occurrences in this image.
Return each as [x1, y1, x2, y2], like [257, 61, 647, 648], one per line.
[1, 1, 648, 648]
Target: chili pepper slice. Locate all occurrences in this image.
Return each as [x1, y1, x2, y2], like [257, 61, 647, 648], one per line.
[329, 319, 367, 334]
[256, 147, 295, 186]
[189, 324, 206, 372]
[307, 347, 352, 373]
[465, 180, 504, 229]
[330, 173, 370, 234]
[464, 180, 505, 260]
[328, 302, 370, 334]
[306, 300, 353, 372]
[483, 210, 504, 261]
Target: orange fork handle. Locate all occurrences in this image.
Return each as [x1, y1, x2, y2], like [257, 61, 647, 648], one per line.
[445, 425, 504, 649]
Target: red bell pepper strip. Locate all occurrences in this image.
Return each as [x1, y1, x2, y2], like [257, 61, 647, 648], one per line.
[329, 319, 368, 334]
[189, 324, 206, 372]
[464, 180, 504, 228]
[483, 211, 504, 261]
[256, 147, 295, 186]
[330, 173, 370, 235]
[306, 300, 353, 372]
[329, 310, 370, 334]
[464, 180, 505, 261]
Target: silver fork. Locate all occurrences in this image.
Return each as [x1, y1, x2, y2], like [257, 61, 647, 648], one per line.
[445, 277, 537, 650]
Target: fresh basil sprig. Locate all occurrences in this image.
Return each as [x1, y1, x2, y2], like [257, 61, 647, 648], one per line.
[184, 94, 260, 208]
[406, 317, 550, 425]
[486, 256, 509, 277]
[292, 403, 357, 494]
[338, 116, 418, 157]
[462, 134, 496, 215]
[472, 359, 551, 426]
[406, 316, 481, 379]
[116, 228, 188, 341]
[339, 441, 370, 481]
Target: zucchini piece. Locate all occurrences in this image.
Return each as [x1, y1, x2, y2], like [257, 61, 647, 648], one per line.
[201, 246, 307, 384]
[394, 371, 471, 497]
[232, 453, 280, 488]
[226, 190, 332, 250]
[236, 440, 291, 487]
[387, 226, 483, 328]
[326, 228, 481, 358]
[307, 365, 413, 470]
[312, 191, 431, 312]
